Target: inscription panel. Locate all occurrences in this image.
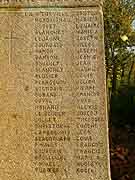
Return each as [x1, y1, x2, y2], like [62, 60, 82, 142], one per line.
[0, 8, 110, 180]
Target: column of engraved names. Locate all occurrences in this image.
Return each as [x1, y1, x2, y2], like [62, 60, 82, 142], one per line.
[33, 11, 70, 174]
[73, 10, 104, 175]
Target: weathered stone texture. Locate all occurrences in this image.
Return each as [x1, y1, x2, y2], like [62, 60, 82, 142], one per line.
[0, 0, 103, 7]
[0, 5, 110, 180]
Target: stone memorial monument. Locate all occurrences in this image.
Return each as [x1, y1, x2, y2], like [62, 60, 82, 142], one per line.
[0, 0, 111, 180]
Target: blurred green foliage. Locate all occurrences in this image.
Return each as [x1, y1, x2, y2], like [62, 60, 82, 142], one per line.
[103, 0, 135, 127]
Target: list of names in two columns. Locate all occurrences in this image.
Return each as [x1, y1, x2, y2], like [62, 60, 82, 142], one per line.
[33, 9, 105, 177]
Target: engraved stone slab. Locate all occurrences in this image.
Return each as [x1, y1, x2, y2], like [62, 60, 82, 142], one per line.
[0, 0, 102, 8]
[0, 7, 110, 180]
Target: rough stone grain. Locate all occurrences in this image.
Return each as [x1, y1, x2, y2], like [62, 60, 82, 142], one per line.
[0, 6, 110, 180]
[0, 0, 103, 7]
